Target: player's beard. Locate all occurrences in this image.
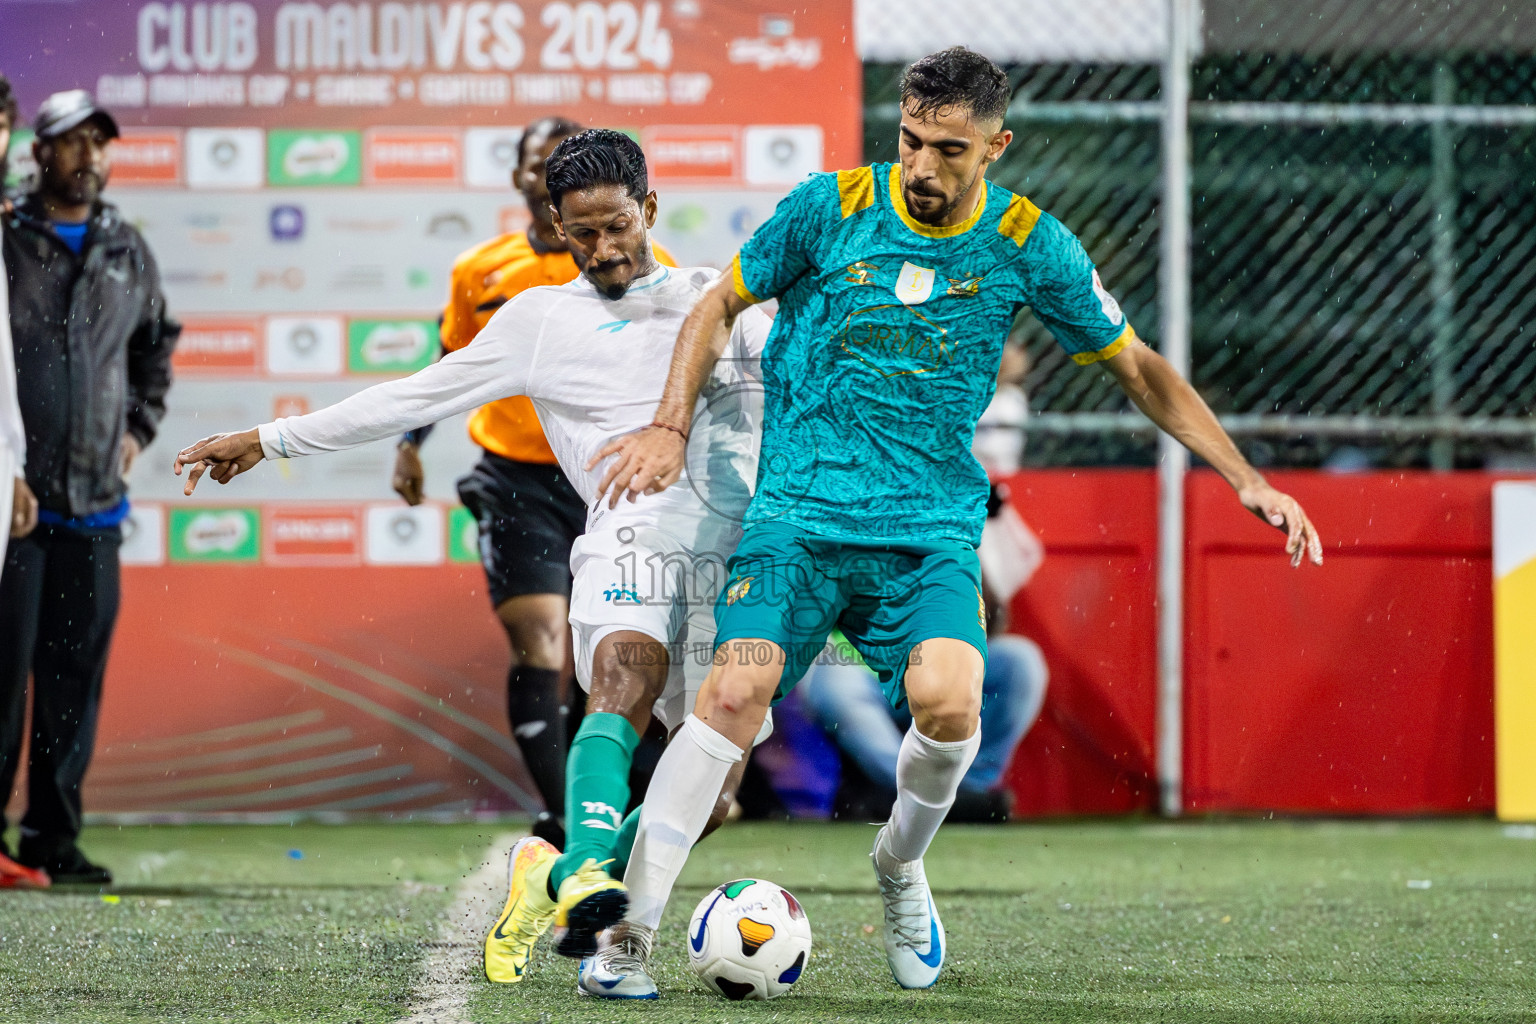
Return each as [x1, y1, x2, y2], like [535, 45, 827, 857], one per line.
[904, 164, 981, 226]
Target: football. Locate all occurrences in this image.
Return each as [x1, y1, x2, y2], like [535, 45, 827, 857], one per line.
[686, 878, 813, 1000]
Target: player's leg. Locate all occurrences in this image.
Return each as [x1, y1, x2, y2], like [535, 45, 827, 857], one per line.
[459, 454, 583, 848]
[844, 544, 987, 989]
[483, 626, 667, 981]
[621, 524, 838, 943]
[948, 634, 1048, 820]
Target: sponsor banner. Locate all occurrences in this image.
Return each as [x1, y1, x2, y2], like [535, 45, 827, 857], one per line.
[0, 1, 859, 168]
[463, 127, 523, 188]
[742, 125, 823, 185]
[265, 506, 364, 565]
[111, 130, 183, 185]
[643, 125, 739, 182]
[185, 127, 265, 188]
[1495, 482, 1536, 821]
[348, 318, 438, 374]
[268, 130, 363, 186]
[169, 507, 261, 563]
[120, 504, 166, 566]
[448, 505, 480, 563]
[266, 316, 345, 375]
[366, 129, 462, 184]
[365, 504, 445, 565]
[173, 317, 262, 374]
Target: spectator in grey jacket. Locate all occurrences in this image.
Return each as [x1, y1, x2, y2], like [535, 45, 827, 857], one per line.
[0, 90, 178, 885]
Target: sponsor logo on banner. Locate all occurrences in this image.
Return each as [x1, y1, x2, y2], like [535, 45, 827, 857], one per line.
[426, 210, 474, 239]
[464, 127, 523, 188]
[268, 130, 361, 186]
[348, 319, 436, 373]
[448, 506, 479, 563]
[743, 126, 822, 185]
[728, 18, 822, 71]
[644, 126, 738, 182]
[173, 318, 261, 374]
[365, 505, 444, 565]
[119, 504, 165, 566]
[269, 204, 305, 241]
[265, 507, 362, 565]
[169, 508, 261, 563]
[111, 131, 182, 185]
[186, 128, 264, 188]
[366, 129, 461, 184]
[273, 395, 310, 418]
[266, 316, 344, 376]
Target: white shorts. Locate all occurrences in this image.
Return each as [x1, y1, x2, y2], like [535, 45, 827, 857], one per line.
[568, 514, 770, 742]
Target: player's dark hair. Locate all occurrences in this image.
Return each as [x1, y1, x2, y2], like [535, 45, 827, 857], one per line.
[900, 47, 1012, 125]
[517, 115, 582, 166]
[0, 74, 18, 132]
[545, 128, 648, 212]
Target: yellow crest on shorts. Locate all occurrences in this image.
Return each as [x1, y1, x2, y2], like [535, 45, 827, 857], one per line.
[726, 576, 755, 605]
[977, 587, 987, 629]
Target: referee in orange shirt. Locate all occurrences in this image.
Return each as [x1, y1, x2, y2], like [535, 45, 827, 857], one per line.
[392, 116, 672, 847]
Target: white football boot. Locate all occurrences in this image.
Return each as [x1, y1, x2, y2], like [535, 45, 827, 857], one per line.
[871, 824, 946, 989]
[576, 921, 659, 1000]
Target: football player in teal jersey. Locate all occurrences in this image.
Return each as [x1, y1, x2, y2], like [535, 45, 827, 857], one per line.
[588, 47, 1323, 993]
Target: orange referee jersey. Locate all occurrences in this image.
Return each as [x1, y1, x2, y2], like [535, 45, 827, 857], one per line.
[441, 231, 676, 464]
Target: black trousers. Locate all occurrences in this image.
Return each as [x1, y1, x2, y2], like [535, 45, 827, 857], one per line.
[0, 521, 121, 857]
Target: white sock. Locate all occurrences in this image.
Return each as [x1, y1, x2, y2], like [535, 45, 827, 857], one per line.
[624, 714, 745, 930]
[881, 722, 981, 866]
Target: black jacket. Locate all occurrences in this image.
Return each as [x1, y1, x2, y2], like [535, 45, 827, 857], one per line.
[3, 194, 179, 517]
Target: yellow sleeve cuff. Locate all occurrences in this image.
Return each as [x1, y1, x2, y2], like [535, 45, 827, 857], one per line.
[730, 254, 763, 305]
[1071, 324, 1137, 366]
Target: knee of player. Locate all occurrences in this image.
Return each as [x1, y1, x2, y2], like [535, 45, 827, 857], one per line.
[589, 661, 666, 716]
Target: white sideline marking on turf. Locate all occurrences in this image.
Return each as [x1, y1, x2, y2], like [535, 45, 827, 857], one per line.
[403, 832, 518, 1024]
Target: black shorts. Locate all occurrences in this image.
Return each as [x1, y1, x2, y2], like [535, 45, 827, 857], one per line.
[456, 452, 586, 608]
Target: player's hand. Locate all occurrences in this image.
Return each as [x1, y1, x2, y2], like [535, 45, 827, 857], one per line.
[1238, 482, 1323, 568]
[392, 442, 425, 506]
[10, 477, 37, 539]
[120, 434, 143, 478]
[586, 425, 686, 509]
[173, 429, 265, 496]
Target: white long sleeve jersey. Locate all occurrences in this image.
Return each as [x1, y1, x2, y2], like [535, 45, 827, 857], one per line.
[259, 264, 767, 542]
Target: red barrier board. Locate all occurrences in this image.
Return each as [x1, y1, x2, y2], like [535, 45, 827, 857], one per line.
[1182, 470, 1515, 815]
[1000, 470, 1160, 816]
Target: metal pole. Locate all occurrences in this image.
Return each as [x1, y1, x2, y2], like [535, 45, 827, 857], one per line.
[1157, 0, 1192, 818]
[1429, 61, 1458, 470]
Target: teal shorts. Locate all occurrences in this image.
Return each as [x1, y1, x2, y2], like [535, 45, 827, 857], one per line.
[713, 521, 988, 708]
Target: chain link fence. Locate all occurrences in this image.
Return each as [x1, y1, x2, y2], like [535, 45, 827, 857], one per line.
[865, 48, 1536, 470]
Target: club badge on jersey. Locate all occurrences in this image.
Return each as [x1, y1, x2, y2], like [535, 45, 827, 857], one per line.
[894, 262, 936, 305]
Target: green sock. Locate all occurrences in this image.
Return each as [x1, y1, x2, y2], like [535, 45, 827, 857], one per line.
[609, 806, 642, 879]
[549, 713, 640, 894]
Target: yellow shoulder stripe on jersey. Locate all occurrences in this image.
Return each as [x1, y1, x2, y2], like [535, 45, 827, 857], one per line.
[1071, 324, 1137, 365]
[837, 166, 877, 219]
[730, 253, 763, 304]
[887, 165, 988, 238]
[998, 194, 1043, 247]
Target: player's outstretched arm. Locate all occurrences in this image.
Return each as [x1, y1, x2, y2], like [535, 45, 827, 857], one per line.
[588, 272, 755, 508]
[174, 429, 264, 495]
[1104, 339, 1323, 567]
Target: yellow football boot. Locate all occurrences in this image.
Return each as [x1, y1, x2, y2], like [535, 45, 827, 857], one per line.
[552, 858, 629, 959]
[484, 836, 559, 983]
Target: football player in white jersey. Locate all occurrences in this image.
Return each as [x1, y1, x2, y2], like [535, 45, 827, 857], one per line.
[173, 130, 769, 998]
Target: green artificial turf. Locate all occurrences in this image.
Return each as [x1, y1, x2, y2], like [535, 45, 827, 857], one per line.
[0, 823, 487, 1024]
[477, 820, 1536, 1023]
[2, 820, 1534, 1023]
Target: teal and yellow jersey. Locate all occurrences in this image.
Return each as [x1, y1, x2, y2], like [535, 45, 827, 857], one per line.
[731, 162, 1136, 546]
